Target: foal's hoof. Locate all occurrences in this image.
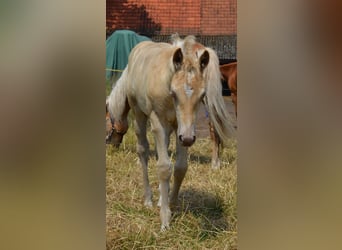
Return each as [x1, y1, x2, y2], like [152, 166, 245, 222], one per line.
[160, 224, 170, 232]
[144, 200, 153, 207]
[211, 160, 221, 170]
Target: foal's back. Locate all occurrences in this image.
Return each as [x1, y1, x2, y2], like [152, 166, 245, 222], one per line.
[126, 41, 178, 118]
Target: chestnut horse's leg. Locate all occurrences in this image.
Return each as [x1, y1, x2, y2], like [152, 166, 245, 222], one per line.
[209, 121, 221, 169]
[134, 108, 152, 207]
[149, 111, 173, 231]
[227, 73, 237, 118]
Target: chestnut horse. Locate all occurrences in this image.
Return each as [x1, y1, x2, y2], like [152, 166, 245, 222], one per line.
[107, 35, 235, 230]
[221, 62, 237, 116]
[105, 89, 130, 147]
[209, 62, 237, 169]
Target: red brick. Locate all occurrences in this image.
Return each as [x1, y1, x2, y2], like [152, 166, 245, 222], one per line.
[106, 0, 236, 35]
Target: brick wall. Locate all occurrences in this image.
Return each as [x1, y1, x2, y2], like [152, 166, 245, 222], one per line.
[106, 0, 237, 36]
[201, 0, 236, 35]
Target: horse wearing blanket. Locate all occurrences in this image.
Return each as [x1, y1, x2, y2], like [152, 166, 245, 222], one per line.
[107, 35, 235, 230]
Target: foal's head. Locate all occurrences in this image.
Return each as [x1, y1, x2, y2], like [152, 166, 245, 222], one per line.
[170, 42, 209, 147]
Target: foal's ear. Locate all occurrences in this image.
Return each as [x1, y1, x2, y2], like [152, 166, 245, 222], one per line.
[199, 50, 209, 71]
[173, 48, 183, 71]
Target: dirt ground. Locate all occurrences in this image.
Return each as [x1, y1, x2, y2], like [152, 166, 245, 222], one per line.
[196, 96, 237, 139]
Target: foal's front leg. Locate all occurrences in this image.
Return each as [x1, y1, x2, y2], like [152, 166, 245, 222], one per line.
[170, 137, 188, 206]
[150, 112, 172, 231]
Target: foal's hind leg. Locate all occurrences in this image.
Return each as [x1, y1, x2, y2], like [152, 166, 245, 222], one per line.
[134, 110, 152, 207]
[170, 137, 188, 206]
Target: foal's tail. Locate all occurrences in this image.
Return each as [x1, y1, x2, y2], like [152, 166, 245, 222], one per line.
[107, 68, 130, 135]
[203, 48, 236, 144]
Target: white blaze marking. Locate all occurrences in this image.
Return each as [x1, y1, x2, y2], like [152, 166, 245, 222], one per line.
[184, 83, 193, 98]
[184, 71, 195, 98]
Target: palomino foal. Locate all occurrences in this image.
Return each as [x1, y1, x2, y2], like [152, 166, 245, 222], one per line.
[107, 35, 234, 230]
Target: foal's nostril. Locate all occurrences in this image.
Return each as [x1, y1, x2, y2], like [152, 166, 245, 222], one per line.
[179, 135, 183, 142]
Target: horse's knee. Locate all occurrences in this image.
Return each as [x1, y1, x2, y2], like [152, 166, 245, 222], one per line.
[157, 161, 172, 180]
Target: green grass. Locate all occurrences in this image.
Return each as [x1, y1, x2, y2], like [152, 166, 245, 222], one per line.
[106, 119, 237, 250]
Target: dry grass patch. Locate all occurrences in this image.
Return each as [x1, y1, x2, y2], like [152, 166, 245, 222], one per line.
[106, 125, 237, 249]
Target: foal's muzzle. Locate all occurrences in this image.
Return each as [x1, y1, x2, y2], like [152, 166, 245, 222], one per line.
[179, 135, 196, 147]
